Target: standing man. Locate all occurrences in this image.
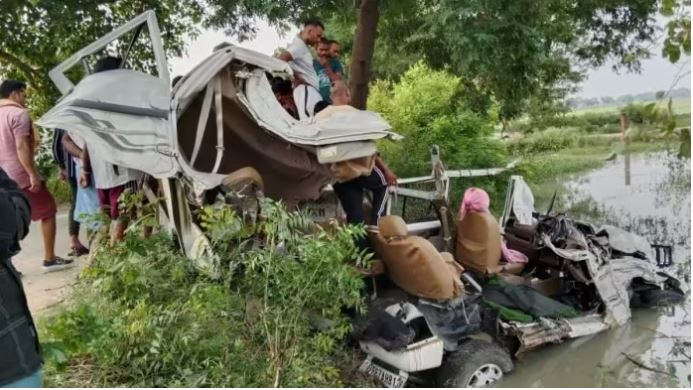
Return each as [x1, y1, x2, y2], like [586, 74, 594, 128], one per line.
[0, 167, 43, 388]
[52, 129, 89, 256]
[315, 80, 397, 230]
[277, 19, 325, 120]
[313, 38, 343, 103]
[0, 80, 72, 272]
[78, 56, 143, 244]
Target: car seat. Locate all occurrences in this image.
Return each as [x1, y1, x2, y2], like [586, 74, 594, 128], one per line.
[221, 166, 264, 194]
[220, 166, 265, 220]
[368, 215, 464, 300]
[456, 211, 524, 275]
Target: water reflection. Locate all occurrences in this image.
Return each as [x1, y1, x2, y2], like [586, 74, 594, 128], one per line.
[498, 151, 691, 388]
[625, 145, 631, 186]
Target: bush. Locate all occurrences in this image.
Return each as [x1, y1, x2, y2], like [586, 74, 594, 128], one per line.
[368, 63, 509, 210]
[369, 62, 508, 177]
[35, 130, 71, 204]
[507, 128, 580, 154]
[44, 166, 71, 205]
[40, 201, 371, 387]
[620, 102, 663, 124]
[510, 111, 621, 135]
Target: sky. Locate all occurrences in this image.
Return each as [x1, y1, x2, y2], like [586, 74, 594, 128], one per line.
[578, 55, 691, 99]
[169, 22, 691, 100]
[169, 20, 298, 77]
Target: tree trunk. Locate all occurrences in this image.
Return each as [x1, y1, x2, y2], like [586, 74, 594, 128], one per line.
[348, 0, 379, 109]
[0, 49, 41, 87]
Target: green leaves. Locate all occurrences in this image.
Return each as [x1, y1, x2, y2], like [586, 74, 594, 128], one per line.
[370, 62, 507, 177]
[661, 1, 691, 63]
[663, 41, 682, 63]
[41, 199, 370, 387]
[320, 0, 665, 121]
[1, 0, 204, 115]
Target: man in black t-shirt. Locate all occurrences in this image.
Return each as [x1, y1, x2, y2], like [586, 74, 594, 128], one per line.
[0, 167, 43, 387]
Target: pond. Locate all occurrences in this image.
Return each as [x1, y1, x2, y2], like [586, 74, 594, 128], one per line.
[498, 150, 691, 388]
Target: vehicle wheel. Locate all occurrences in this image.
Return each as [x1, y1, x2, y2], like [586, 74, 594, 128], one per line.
[436, 339, 514, 388]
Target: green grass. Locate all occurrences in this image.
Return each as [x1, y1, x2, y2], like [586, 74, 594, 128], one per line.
[572, 96, 691, 116]
[46, 175, 71, 205]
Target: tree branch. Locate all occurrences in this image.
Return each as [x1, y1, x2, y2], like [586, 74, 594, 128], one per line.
[621, 353, 676, 377]
[0, 48, 42, 87]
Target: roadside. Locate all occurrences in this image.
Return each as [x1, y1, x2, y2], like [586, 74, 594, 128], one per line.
[14, 209, 88, 315]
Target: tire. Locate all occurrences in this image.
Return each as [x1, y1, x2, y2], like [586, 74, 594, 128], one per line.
[637, 287, 685, 308]
[436, 339, 514, 388]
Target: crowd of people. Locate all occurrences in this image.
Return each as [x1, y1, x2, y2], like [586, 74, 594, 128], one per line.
[0, 57, 147, 389]
[0, 56, 144, 278]
[274, 19, 398, 233]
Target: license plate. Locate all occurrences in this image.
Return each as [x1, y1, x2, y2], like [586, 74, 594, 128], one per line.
[359, 358, 408, 388]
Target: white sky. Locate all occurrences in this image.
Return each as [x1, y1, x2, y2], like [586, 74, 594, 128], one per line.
[578, 55, 691, 99]
[169, 22, 691, 100]
[169, 20, 298, 77]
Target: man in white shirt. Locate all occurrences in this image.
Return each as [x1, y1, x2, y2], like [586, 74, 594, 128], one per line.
[278, 19, 324, 120]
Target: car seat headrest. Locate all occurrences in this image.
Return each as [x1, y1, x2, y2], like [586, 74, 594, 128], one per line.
[221, 166, 264, 193]
[378, 215, 408, 238]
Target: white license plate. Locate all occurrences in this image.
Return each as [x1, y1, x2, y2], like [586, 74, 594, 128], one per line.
[359, 358, 408, 388]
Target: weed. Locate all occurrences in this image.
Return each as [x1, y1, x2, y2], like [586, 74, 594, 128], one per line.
[40, 200, 371, 387]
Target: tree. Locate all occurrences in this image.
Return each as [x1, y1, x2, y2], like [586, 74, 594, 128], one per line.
[565, 98, 580, 109]
[661, 0, 691, 63]
[601, 96, 616, 105]
[584, 97, 600, 107]
[0, 0, 204, 114]
[321, 0, 664, 118]
[348, 0, 379, 109]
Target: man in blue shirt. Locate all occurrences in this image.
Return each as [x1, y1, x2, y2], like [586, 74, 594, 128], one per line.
[52, 129, 89, 257]
[329, 39, 343, 69]
[313, 38, 343, 103]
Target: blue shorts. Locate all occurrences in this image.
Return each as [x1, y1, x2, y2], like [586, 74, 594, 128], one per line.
[2, 369, 42, 388]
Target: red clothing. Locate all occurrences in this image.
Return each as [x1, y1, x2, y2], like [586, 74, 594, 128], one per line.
[21, 185, 57, 221]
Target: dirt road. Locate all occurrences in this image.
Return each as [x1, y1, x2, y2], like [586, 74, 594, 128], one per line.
[13, 210, 87, 315]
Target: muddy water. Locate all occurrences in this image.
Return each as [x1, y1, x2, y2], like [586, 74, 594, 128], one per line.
[497, 151, 691, 388]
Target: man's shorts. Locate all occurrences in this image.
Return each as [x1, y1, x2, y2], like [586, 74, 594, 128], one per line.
[97, 181, 139, 220]
[21, 185, 57, 221]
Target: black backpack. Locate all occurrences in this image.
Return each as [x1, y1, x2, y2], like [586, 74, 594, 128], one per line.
[0, 168, 31, 259]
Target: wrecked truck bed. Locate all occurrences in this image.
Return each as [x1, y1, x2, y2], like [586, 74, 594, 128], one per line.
[352, 165, 683, 387]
